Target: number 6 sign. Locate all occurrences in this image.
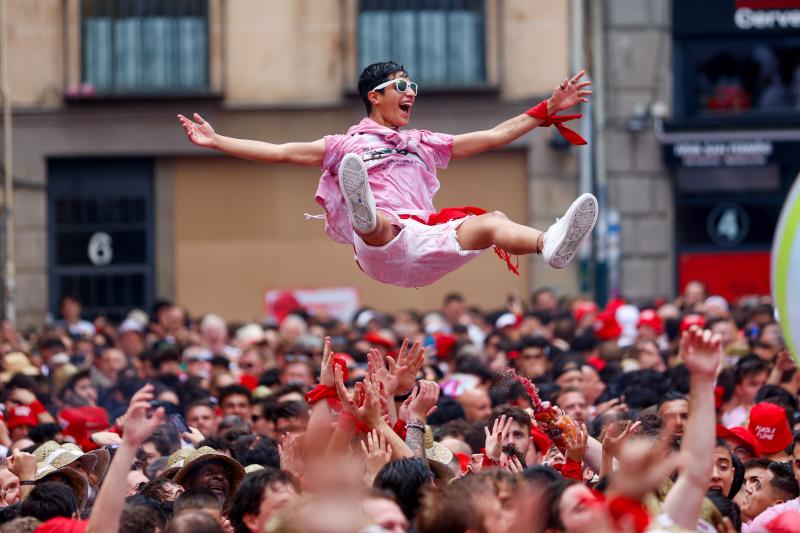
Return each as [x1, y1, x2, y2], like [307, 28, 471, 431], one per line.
[88, 232, 113, 266]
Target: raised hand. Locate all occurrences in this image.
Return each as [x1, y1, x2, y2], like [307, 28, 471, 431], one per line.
[386, 339, 425, 395]
[122, 384, 166, 448]
[407, 380, 440, 421]
[609, 435, 680, 502]
[548, 70, 592, 113]
[177, 113, 217, 148]
[564, 423, 589, 463]
[602, 420, 642, 460]
[319, 336, 335, 387]
[680, 326, 722, 382]
[361, 429, 392, 485]
[484, 415, 512, 461]
[278, 433, 306, 480]
[334, 367, 382, 426]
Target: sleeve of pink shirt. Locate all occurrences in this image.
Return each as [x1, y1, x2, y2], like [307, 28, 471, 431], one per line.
[321, 134, 345, 172]
[418, 130, 454, 169]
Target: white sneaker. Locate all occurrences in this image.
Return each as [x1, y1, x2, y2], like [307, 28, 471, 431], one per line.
[338, 153, 377, 234]
[541, 193, 598, 269]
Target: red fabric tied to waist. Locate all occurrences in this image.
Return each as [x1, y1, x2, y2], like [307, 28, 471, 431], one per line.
[400, 206, 519, 275]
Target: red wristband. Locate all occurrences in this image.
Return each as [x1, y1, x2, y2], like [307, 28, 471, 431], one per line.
[337, 410, 371, 435]
[525, 100, 587, 145]
[392, 419, 407, 440]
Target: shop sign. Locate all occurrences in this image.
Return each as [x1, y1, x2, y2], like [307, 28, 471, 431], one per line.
[672, 141, 773, 167]
[735, 0, 800, 30]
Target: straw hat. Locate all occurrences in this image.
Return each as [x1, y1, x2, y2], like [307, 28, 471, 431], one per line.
[35, 462, 89, 509]
[34, 441, 86, 470]
[244, 464, 264, 475]
[0, 352, 40, 382]
[424, 426, 454, 465]
[173, 446, 245, 497]
[159, 448, 194, 480]
[62, 443, 110, 482]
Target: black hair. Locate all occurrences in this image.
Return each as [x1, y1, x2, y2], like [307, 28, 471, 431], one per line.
[432, 419, 471, 440]
[657, 391, 688, 410]
[767, 461, 800, 500]
[705, 491, 741, 532]
[488, 406, 531, 431]
[197, 437, 231, 453]
[61, 369, 92, 398]
[522, 464, 562, 485]
[173, 487, 222, 515]
[241, 438, 280, 469]
[373, 458, 432, 519]
[755, 385, 798, 413]
[616, 369, 669, 409]
[229, 468, 298, 533]
[454, 356, 493, 382]
[19, 482, 77, 522]
[426, 396, 466, 426]
[165, 510, 224, 533]
[120, 495, 170, 533]
[218, 385, 252, 407]
[273, 400, 309, 422]
[27, 423, 61, 444]
[357, 61, 408, 114]
[443, 292, 464, 305]
[734, 355, 770, 384]
[489, 379, 531, 407]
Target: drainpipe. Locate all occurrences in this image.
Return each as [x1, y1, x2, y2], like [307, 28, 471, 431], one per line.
[570, 0, 593, 294]
[0, 0, 16, 324]
[591, 0, 609, 305]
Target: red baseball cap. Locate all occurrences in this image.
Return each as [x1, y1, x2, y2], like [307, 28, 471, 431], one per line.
[58, 406, 110, 445]
[6, 404, 38, 429]
[637, 309, 663, 335]
[748, 402, 792, 455]
[716, 424, 761, 457]
[679, 314, 706, 334]
[363, 331, 395, 348]
[574, 301, 599, 324]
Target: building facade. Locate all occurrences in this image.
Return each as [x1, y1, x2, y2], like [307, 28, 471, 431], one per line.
[3, 0, 584, 326]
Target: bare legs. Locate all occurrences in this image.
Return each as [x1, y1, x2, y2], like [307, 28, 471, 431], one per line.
[456, 211, 544, 254]
[356, 210, 543, 254]
[356, 212, 400, 247]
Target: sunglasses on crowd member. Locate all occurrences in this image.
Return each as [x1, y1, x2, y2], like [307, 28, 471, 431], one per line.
[284, 354, 311, 364]
[371, 78, 419, 95]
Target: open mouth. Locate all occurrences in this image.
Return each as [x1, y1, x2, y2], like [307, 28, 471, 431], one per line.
[708, 485, 723, 492]
[399, 102, 412, 114]
[208, 484, 227, 497]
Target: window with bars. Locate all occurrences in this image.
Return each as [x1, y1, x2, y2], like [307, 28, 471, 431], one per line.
[81, 0, 209, 95]
[358, 0, 486, 88]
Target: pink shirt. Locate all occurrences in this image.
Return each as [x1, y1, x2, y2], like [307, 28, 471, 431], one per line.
[742, 498, 800, 532]
[315, 117, 453, 244]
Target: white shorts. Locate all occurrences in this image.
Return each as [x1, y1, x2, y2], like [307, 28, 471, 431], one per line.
[353, 211, 488, 288]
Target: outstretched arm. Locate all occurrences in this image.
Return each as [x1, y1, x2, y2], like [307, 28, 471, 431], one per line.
[451, 71, 591, 159]
[662, 327, 722, 530]
[177, 113, 325, 167]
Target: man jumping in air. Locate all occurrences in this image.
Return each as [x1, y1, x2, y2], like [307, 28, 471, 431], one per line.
[178, 61, 596, 288]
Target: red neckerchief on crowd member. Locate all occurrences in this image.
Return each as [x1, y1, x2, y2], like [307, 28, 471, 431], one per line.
[304, 356, 349, 410]
[524, 101, 587, 145]
[399, 206, 520, 275]
[553, 458, 583, 481]
[34, 517, 88, 533]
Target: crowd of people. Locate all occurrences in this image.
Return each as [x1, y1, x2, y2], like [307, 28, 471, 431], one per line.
[0, 281, 796, 532]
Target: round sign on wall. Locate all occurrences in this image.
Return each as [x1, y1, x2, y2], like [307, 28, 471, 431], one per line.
[772, 173, 800, 364]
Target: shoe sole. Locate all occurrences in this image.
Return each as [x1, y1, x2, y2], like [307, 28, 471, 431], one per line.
[549, 193, 598, 269]
[338, 153, 376, 234]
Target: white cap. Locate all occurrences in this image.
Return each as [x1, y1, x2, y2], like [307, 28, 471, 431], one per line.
[119, 318, 144, 334]
[495, 312, 517, 330]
